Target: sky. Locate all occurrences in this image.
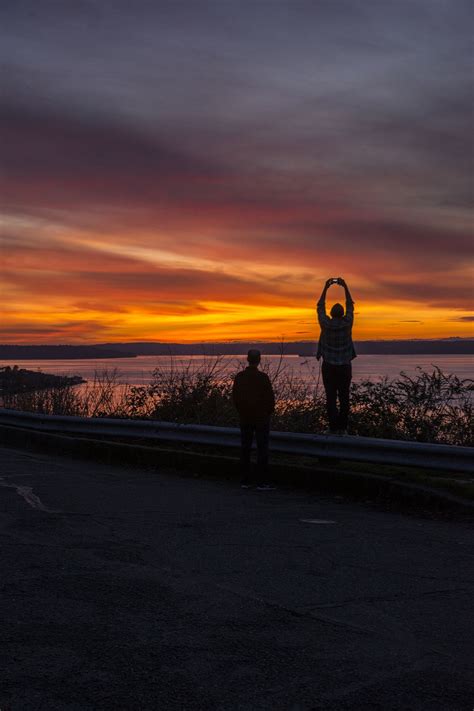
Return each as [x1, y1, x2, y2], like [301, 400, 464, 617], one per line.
[1, 0, 473, 344]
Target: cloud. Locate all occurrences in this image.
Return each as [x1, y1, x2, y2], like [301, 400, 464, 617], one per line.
[2, 93, 470, 285]
[0, 99, 222, 215]
[1, 0, 472, 342]
[0, 326, 64, 335]
[2, 234, 300, 307]
[365, 279, 469, 309]
[72, 301, 129, 313]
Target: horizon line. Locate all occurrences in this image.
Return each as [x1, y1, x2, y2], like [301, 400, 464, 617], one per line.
[1, 336, 473, 347]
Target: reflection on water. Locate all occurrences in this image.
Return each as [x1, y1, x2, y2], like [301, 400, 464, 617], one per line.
[1, 354, 472, 387]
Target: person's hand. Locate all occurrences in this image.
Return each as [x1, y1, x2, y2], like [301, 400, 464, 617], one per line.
[325, 278, 333, 288]
[337, 277, 346, 287]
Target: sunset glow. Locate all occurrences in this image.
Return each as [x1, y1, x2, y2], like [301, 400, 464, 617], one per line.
[1, 2, 472, 345]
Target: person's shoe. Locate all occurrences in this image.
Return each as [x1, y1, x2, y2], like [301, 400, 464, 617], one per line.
[240, 479, 252, 489]
[257, 483, 276, 491]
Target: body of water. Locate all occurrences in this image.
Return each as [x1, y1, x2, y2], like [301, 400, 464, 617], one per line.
[2, 354, 472, 387]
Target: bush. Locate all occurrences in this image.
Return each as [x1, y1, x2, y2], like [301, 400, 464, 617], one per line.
[350, 367, 473, 445]
[126, 357, 237, 425]
[1, 369, 130, 418]
[3, 360, 472, 446]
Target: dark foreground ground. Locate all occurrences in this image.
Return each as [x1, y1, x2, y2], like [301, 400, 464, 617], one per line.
[0, 447, 473, 710]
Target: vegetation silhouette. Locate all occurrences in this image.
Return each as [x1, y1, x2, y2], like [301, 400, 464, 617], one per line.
[2, 360, 472, 446]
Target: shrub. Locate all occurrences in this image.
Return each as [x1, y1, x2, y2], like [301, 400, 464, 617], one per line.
[350, 367, 473, 445]
[126, 356, 237, 425]
[3, 360, 472, 446]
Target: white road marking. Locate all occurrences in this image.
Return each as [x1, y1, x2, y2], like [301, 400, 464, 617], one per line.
[0, 477, 56, 512]
[300, 518, 336, 524]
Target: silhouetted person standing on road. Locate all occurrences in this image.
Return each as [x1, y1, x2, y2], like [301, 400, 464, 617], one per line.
[232, 349, 275, 490]
[317, 278, 356, 434]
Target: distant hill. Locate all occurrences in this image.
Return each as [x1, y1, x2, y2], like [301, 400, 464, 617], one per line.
[0, 345, 136, 360]
[1, 340, 471, 360]
[95, 339, 474, 356]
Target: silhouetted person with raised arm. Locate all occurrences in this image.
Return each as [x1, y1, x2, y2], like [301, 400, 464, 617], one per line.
[232, 349, 275, 490]
[317, 278, 356, 434]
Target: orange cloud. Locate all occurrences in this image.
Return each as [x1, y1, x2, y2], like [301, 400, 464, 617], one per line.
[2, 96, 472, 344]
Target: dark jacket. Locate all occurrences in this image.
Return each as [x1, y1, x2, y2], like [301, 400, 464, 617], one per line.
[232, 366, 275, 424]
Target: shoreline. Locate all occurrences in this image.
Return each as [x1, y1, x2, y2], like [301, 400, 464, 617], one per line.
[0, 366, 86, 395]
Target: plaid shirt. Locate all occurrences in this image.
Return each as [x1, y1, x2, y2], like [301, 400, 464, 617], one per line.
[316, 298, 356, 365]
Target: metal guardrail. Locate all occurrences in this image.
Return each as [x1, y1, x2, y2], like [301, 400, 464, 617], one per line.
[0, 407, 473, 473]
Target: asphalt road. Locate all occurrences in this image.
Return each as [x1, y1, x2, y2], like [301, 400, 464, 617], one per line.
[1, 446, 473, 710]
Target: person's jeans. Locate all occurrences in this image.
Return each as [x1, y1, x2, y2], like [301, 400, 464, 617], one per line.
[321, 362, 352, 432]
[239, 421, 270, 483]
